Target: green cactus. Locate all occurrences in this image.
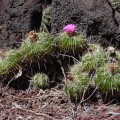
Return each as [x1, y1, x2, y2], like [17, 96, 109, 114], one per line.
[57, 32, 87, 54]
[116, 51, 120, 63]
[64, 75, 89, 99]
[88, 44, 103, 51]
[70, 62, 91, 88]
[0, 49, 22, 75]
[64, 63, 89, 99]
[64, 80, 79, 98]
[40, 6, 52, 32]
[109, 0, 120, 9]
[32, 73, 49, 88]
[20, 32, 55, 61]
[81, 44, 107, 71]
[95, 63, 120, 91]
[70, 62, 83, 75]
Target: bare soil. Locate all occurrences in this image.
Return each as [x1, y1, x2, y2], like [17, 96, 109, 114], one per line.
[0, 81, 120, 120]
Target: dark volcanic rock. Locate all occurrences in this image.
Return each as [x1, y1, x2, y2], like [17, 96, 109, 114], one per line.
[51, 0, 120, 47]
[0, 0, 42, 50]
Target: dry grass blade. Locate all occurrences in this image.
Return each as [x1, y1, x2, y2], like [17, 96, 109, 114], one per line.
[12, 102, 54, 119]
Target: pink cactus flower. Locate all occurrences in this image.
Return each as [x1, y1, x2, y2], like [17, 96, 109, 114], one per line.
[63, 24, 76, 36]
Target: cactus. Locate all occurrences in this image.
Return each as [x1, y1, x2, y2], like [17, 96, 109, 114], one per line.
[109, 0, 120, 10]
[64, 74, 89, 99]
[81, 44, 107, 71]
[32, 73, 49, 88]
[57, 32, 87, 54]
[0, 27, 120, 101]
[64, 62, 89, 99]
[70, 62, 83, 75]
[64, 44, 120, 99]
[20, 32, 55, 62]
[106, 46, 120, 63]
[95, 63, 120, 91]
[64, 80, 79, 98]
[40, 6, 52, 32]
[116, 51, 120, 63]
[0, 49, 22, 75]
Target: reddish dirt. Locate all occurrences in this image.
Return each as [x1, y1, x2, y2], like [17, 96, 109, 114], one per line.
[0, 80, 120, 120]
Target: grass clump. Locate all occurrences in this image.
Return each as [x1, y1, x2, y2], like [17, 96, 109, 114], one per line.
[32, 73, 49, 88]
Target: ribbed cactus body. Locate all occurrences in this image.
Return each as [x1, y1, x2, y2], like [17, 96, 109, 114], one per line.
[81, 44, 106, 71]
[95, 63, 120, 91]
[20, 32, 55, 61]
[0, 50, 22, 75]
[32, 73, 49, 88]
[57, 32, 87, 54]
[64, 62, 89, 99]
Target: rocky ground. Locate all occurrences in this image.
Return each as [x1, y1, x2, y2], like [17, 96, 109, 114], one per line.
[0, 81, 120, 120]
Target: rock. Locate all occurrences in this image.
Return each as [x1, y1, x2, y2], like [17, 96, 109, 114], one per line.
[0, 0, 42, 50]
[51, 0, 120, 47]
